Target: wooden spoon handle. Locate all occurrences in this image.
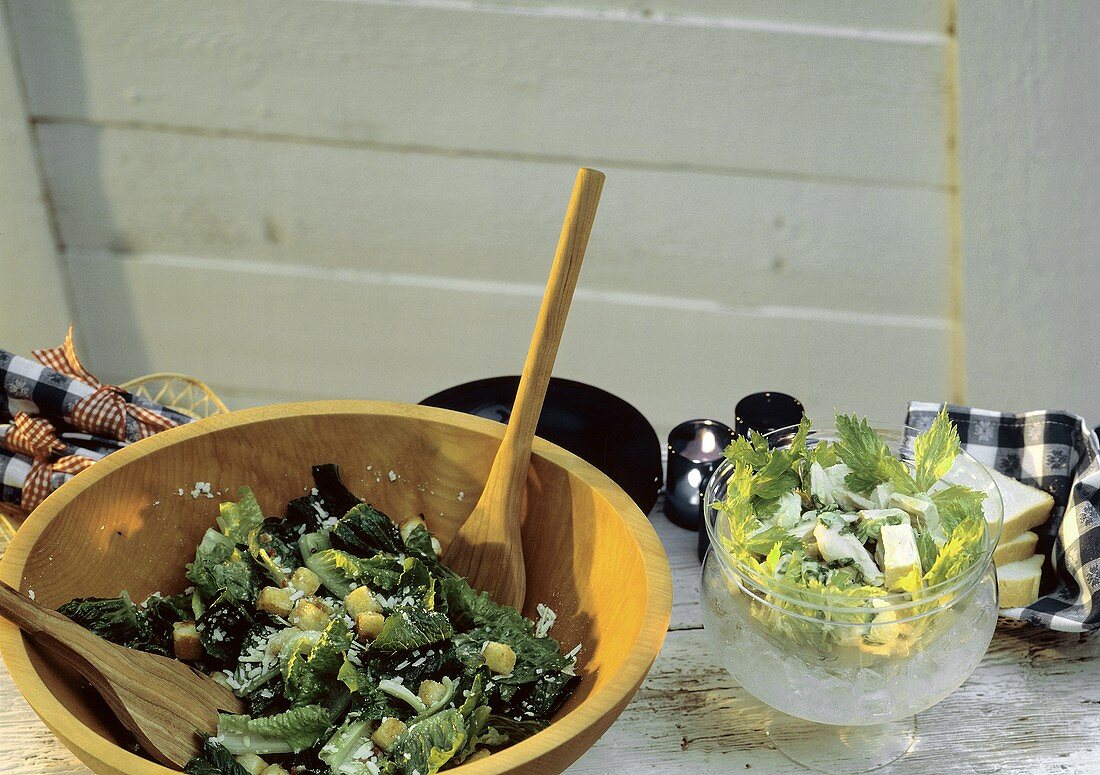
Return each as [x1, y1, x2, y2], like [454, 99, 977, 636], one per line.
[0, 580, 85, 639]
[489, 167, 605, 511]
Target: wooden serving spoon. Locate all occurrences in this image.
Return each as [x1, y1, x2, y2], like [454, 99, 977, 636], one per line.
[0, 580, 244, 768]
[443, 167, 605, 611]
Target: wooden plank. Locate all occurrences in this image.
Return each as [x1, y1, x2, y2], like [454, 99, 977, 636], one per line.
[505, 1, 948, 35]
[0, 1, 72, 353]
[64, 250, 951, 442]
[9, 0, 949, 185]
[36, 124, 952, 318]
[955, 4, 1100, 421]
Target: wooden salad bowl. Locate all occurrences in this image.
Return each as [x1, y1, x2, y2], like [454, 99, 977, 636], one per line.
[0, 401, 672, 775]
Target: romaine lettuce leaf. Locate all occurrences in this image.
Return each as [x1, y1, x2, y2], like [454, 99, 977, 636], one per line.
[310, 463, 364, 520]
[371, 606, 454, 653]
[216, 487, 266, 544]
[57, 592, 150, 650]
[319, 718, 374, 773]
[186, 528, 260, 605]
[215, 704, 331, 755]
[183, 737, 250, 775]
[197, 593, 255, 665]
[402, 522, 437, 562]
[392, 708, 467, 775]
[331, 503, 404, 556]
[305, 548, 402, 598]
[392, 557, 437, 611]
[284, 617, 352, 707]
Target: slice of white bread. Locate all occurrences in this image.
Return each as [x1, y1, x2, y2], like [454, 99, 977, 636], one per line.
[997, 554, 1044, 608]
[986, 467, 1054, 543]
[993, 530, 1039, 566]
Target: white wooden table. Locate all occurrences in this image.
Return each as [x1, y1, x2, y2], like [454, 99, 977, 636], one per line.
[2, 508, 1098, 774]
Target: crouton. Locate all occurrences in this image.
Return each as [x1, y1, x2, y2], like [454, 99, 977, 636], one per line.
[290, 599, 329, 631]
[257, 586, 293, 617]
[356, 611, 385, 642]
[288, 566, 321, 596]
[482, 641, 516, 675]
[172, 621, 204, 661]
[418, 679, 447, 707]
[372, 717, 407, 752]
[344, 585, 382, 618]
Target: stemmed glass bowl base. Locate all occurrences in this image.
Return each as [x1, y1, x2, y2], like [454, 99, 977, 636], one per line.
[766, 712, 917, 773]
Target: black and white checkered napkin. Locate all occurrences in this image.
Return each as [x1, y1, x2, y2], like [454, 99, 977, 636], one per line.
[0, 347, 193, 510]
[907, 402, 1100, 632]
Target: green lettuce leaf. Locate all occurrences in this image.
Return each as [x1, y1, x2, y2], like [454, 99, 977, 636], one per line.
[835, 414, 917, 495]
[183, 737, 250, 775]
[216, 487, 266, 544]
[370, 606, 454, 653]
[196, 593, 255, 665]
[57, 592, 149, 649]
[331, 503, 404, 556]
[310, 463, 364, 520]
[186, 528, 260, 605]
[319, 718, 375, 773]
[914, 408, 961, 492]
[930, 484, 988, 536]
[392, 557, 437, 611]
[392, 708, 467, 775]
[402, 522, 437, 562]
[284, 617, 352, 707]
[922, 516, 984, 588]
[215, 705, 331, 755]
[306, 548, 403, 598]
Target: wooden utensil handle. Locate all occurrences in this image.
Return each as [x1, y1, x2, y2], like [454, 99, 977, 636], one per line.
[494, 167, 605, 504]
[0, 580, 88, 642]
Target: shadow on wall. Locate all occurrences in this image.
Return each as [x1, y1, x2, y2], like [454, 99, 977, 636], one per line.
[22, 3, 152, 375]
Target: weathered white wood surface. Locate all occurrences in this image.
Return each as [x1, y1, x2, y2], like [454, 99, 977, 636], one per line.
[0, 1, 72, 353]
[0, 0, 963, 442]
[1, 509, 1097, 774]
[955, 4, 1100, 422]
[63, 248, 951, 443]
[8, 0, 949, 185]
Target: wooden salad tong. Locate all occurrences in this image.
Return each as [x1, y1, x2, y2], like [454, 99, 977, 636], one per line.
[442, 167, 605, 611]
[0, 579, 244, 768]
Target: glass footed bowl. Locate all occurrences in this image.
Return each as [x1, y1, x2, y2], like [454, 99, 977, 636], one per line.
[700, 425, 1003, 770]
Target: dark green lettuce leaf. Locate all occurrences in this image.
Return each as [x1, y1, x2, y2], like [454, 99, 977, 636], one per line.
[283, 618, 352, 707]
[184, 737, 250, 775]
[197, 593, 255, 666]
[402, 522, 437, 562]
[58, 590, 192, 658]
[370, 606, 453, 654]
[58, 592, 149, 648]
[186, 529, 261, 605]
[331, 503, 403, 556]
[391, 557, 437, 611]
[311, 463, 364, 518]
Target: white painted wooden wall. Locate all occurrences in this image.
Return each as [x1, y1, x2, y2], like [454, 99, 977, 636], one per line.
[1, 0, 1096, 440]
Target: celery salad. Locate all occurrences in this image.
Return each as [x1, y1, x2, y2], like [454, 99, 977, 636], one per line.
[58, 465, 580, 775]
[714, 410, 990, 658]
